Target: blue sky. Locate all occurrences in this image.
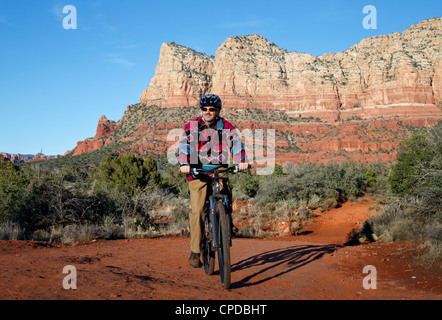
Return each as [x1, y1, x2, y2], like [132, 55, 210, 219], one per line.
[0, 0, 440, 155]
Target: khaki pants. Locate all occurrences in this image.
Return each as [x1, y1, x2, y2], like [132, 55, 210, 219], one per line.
[188, 173, 232, 253]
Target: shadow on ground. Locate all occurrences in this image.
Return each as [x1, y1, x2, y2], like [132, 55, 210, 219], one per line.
[231, 244, 340, 288]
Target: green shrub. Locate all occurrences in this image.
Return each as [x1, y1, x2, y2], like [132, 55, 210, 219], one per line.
[358, 122, 442, 266]
[235, 171, 261, 198]
[161, 164, 189, 197]
[93, 154, 162, 196]
[364, 162, 389, 195]
[0, 157, 27, 222]
[255, 161, 369, 207]
[388, 134, 435, 194]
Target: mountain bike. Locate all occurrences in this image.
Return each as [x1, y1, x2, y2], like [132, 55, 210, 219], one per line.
[191, 165, 247, 290]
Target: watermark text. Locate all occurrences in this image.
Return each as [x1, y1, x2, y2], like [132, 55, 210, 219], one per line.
[62, 265, 77, 289]
[362, 265, 377, 289]
[363, 5, 377, 30]
[63, 5, 77, 30]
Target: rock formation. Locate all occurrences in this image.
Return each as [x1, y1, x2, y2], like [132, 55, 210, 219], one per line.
[0, 153, 33, 164]
[140, 43, 214, 107]
[94, 115, 118, 139]
[70, 18, 442, 164]
[72, 115, 117, 156]
[140, 18, 442, 123]
[0, 152, 61, 164]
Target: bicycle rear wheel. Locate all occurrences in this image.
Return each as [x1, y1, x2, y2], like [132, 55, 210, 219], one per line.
[216, 202, 231, 289]
[201, 219, 215, 275]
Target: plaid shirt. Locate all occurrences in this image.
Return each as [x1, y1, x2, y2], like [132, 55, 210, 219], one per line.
[178, 116, 247, 181]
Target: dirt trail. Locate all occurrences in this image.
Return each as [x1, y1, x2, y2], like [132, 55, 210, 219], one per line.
[0, 199, 440, 300]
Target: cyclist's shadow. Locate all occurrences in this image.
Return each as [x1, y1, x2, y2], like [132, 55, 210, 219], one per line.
[230, 244, 340, 289]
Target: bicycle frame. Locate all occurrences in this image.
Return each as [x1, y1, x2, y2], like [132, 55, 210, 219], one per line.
[192, 166, 238, 248]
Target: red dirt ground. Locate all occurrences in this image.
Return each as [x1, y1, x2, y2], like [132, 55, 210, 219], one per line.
[0, 199, 440, 300]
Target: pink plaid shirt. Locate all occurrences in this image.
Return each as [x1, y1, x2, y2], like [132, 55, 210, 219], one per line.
[178, 116, 247, 181]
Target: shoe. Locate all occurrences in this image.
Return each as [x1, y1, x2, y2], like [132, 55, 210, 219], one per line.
[189, 251, 202, 268]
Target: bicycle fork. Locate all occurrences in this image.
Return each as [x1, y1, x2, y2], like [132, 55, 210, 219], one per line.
[223, 195, 233, 247]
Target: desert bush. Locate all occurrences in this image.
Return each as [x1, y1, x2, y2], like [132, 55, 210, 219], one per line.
[364, 162, 389, 195]
[362, 195, 441, 264]
[388, 122, 441, 197]
[171, 203, 190, 225]
[276, 198, 299, 210]
[255, 161, 369, 208]
[388, 135, 432, 194]
[297, 208, 315, 220]
[319, 198, 338, 211]
[166, 203, 191, 235]
[161, 164, 189, 197]
[0, 221, 25, 240]
[282, 161, 296, 174]
[47, 224, 117, 245]
[93, 154, 162, 196]
[0, 157, 27, 222]
[264, 202, 276, 214]
[357, 122, 442, 266]
[233, 170, 261, 198]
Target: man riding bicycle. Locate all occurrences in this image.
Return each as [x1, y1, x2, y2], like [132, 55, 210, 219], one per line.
[178, 94, 248, 268]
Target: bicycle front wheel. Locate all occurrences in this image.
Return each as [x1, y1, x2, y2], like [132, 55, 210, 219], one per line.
[202, 218, 215, 276]
[216, 202, 231, 289]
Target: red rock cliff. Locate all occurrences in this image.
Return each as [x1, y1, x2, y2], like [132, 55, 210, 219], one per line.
[71, 18, 442, 163]
[140, 18, 442, 122]
[72, 115, 117, 156]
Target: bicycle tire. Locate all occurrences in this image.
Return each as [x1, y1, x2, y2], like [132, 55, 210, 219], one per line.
[216, 202, 231, 289]
[202, 219, 215, 275]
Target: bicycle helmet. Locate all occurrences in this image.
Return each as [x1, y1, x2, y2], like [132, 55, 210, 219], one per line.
[199, 94, 222, 109]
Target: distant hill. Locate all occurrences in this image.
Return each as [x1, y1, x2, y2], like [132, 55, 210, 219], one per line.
[0, 152, 61, 164]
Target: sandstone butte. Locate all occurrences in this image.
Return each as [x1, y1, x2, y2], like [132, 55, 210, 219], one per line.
[71, 17, 442, 165]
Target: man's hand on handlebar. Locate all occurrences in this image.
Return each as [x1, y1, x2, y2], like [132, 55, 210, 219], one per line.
[238, 162, 249, 171]
[180, 165, 191, 174]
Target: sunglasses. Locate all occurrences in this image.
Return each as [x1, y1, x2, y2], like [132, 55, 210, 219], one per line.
[201, 107, 218, 112]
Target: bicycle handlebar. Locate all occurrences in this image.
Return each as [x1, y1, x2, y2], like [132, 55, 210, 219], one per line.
[191, 164, 251, 176]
